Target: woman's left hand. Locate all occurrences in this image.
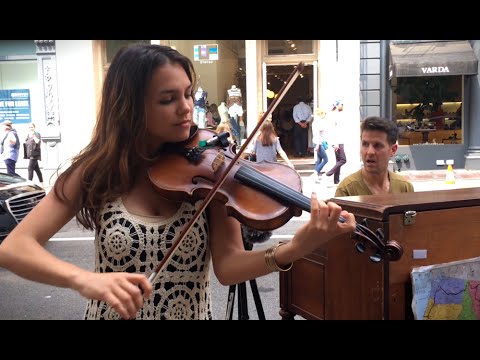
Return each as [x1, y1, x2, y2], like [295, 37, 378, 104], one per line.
[288, 192, 356, 258]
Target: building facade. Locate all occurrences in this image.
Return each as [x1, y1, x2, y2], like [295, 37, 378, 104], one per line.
[1, 40, 478, 186]
[361, 40, 480, 171]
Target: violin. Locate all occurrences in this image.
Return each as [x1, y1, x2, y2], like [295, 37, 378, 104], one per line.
[148, 126, 403, 262]
[148, 127, 303, 231]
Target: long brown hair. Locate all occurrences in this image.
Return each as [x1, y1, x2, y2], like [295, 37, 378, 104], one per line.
[257, 121, 277, 146]
[54, 44, 196, 230]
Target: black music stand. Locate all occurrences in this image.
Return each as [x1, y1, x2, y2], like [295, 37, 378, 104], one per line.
[224, 240, 266, 320]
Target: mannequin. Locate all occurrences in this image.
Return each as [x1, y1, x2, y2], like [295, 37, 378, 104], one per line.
[193, 86, 208, 128]
[227, 85, 242, 107]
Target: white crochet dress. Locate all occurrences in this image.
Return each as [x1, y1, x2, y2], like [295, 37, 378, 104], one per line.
[84, 198, 212, 320]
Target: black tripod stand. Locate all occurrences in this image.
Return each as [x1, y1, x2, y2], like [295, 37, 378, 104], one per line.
[224, 240, 266, 320]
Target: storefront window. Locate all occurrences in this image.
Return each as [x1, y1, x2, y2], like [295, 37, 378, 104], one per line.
[0, 41, 38, 126]
[393, 76, 462, 145]
[267, 40, 313, 55]
[0, 60, 39, 125]
[164, 40, 246, 144]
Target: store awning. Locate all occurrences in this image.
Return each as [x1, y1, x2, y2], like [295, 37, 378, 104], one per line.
[389, 40, 478, 78]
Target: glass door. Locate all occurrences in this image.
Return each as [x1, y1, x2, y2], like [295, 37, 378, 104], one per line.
[263, 63, 314, 155]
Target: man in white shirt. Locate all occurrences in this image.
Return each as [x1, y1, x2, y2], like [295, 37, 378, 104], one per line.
[292, 97, 312, 157]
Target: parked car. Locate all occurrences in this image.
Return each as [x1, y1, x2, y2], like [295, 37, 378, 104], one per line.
[0, 172, 45, 243]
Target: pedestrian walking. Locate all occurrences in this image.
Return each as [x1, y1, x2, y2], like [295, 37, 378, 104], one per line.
[24, 123, 44, 187]
[325, 100, 347, 185]
[1, 120, 20, 176]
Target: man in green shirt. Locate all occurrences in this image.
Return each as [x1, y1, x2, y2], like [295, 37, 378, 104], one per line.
[335, 116, 414, 197]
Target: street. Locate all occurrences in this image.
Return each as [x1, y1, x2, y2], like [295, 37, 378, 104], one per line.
[2, 162, 479, 320]
[0, 212, 309, 320]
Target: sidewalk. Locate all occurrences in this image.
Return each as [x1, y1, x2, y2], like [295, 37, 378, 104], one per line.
[398, 169, 480, 192]
[290, 158, 480, 199]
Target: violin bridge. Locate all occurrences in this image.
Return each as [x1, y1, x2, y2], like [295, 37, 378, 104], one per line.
[212, 152, 225, 173]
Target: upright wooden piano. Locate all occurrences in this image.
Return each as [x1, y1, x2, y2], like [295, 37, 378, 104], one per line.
[279, 188, 480, 320]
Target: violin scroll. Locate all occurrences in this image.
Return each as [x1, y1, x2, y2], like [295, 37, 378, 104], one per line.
[352, 218, 403, 262]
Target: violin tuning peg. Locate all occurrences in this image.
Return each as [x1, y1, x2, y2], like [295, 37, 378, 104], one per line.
[369, 252, 382, 263]
[355, 242, 366, 253]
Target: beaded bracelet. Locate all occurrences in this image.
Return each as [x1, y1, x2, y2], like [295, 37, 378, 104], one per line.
[265, 242, 293, 272]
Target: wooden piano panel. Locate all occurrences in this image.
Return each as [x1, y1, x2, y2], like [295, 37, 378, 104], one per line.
[280, 190, 480, 320]
[388, 205, 480, 319]
[280, 252, 326, 320]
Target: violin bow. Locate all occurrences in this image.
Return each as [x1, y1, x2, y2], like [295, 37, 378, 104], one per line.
[148, 62, 305, 284]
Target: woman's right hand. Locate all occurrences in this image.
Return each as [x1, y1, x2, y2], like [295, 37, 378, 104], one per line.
[72, 271, 153, 320]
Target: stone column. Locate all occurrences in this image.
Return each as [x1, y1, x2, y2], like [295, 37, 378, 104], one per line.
[465, 40, 480, 169]
[245, 40, 257, 138]
[35, 40, 61, 181]
[465, 76, 480, 169]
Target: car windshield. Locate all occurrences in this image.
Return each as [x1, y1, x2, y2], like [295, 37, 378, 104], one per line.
[0, 173, 27, 185]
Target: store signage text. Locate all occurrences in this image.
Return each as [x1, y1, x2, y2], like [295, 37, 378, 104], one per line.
[421, 66, 450, 74]
[193, 44, 219, 62]
[0, 89, 31, 124]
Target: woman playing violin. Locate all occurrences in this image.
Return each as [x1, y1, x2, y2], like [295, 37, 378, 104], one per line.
[0, 44, 355, 320]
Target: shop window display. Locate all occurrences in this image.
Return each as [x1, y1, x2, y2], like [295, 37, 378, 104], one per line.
[394, 76, 462, 145]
